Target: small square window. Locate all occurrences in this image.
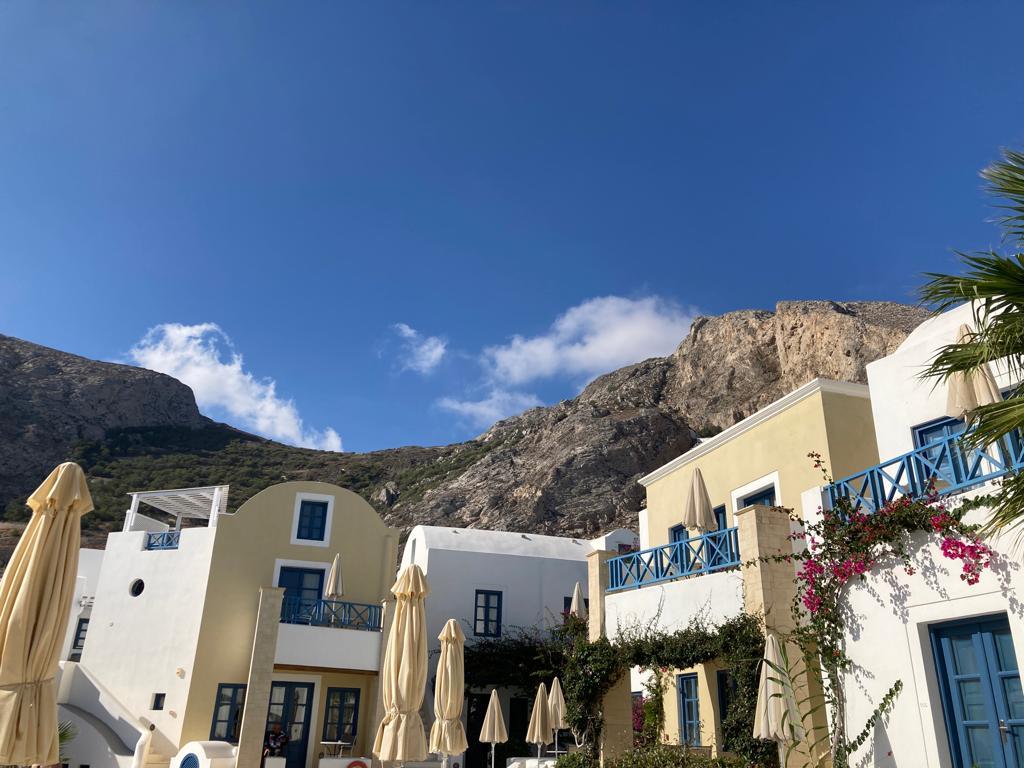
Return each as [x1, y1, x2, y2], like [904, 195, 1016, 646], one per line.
[296, 500, 328, 542]
[152, 693, 166, 711]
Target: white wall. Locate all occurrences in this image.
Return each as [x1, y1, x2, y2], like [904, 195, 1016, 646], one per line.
[275, 623, 380, 671]
[62, 548, 105, 661]
[82, 527, 217, 756]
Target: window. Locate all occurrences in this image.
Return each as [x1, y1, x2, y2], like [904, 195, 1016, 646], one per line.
[669, 524, 687, 543]
[296, 500, 328, 542]
[677, 674, 700, 746]
[278, 567, 326, 623]
[740, 487, 776, 509]
[152, 693, 166, 711]
[210, 684, 247, 743]
[72, 618, 89, 651]
[474, 590, 502, 637]
[562, 596, 590, 614]
[129, 579, 145, 597]
[913, 416, 966, 449]
[323, 688, 360, 744]
[713, 505, 728, 530]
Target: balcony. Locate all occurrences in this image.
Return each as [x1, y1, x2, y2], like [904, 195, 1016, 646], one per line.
[607, 526, 740, 591]
[279, 597, 382, 632]
[828, 431, 1024, 513]
[144, 531, 181, 550]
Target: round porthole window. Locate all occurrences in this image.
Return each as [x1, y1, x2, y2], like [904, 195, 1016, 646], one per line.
[129, 579, 145, 597]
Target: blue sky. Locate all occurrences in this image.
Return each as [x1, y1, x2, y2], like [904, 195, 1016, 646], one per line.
[2, 2, 1023, 452]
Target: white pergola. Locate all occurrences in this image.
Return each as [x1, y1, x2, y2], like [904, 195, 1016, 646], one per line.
[123, 485, 230, 531]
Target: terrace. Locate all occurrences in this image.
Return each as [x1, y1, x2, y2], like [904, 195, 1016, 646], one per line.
[827, 431, 1024, 513]
[606, 526, 740, 591]
[279, 597, 382, 631]
[122, 485, 230, 549]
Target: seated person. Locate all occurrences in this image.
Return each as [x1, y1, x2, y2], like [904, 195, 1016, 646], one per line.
[264, 722, 289, 758]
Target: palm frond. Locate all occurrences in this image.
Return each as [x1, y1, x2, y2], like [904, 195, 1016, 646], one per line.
[982, 148, 1024, 246]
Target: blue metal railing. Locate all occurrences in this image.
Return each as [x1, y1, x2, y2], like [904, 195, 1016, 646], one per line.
[144, 531, 181, 550]
[827, 431, 1024, 513]
[607, 526, 740, 592]
[279, 597, 383, 631]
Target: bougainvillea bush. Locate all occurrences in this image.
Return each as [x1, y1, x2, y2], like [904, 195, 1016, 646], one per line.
[783, 454, 997, 765]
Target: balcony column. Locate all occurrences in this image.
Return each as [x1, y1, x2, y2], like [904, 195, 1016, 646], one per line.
[123, 494, 139, 532]
[236, 587, 284, 768]
[586, 550, 632, 765]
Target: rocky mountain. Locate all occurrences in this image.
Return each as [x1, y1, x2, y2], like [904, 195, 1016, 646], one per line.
[0, 300, 931, 556]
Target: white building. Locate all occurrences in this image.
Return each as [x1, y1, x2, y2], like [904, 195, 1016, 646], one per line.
[399, 525, 637, 768]
[800, 303, 1024, 768]
[61, 547, 104, 663]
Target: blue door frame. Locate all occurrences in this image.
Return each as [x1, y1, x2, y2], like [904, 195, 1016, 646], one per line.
[278, 567, 325, 624]
[267, 681, 315, 768]
[676, 673, 700, 747]
[930, 615, 1024, 768]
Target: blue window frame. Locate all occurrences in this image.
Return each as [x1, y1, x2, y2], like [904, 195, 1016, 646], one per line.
[931, 615, 1024, 768]
[713, 505, 728, 531]
[72, 618, 89, 651]
[914, 416, 967, 449]
[278, 567, 325, 623]
[296, 500, 328, 541]
[740, 486, 776, 509]
[474, 590, 502, 637]
[677, 673, 700, 746]
[210, 683, 247, 743]
[669, 524, 687, 543]
[323, 687, 360, 744]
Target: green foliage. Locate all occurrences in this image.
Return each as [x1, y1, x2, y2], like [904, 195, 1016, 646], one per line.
[555, 749, 599, 768]
[0, 424, 505, 531]
[59, 719, 78, 762]
[605, 744, 750, 768]
[919, 146, 1024, 535]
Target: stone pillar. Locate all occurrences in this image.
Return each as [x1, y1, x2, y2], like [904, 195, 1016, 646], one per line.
[237, 587, 285, 768]
[586, 550, 632, 764]
[736, 505, 830, 768]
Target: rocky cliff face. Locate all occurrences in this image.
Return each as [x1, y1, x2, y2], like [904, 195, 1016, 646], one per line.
[0, 300, 932, 550]
[0, 334, 207, 507]
[382, 300, 931, 535]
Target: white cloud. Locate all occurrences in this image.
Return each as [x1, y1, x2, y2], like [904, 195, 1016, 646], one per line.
[392, 323, 447, 375]
[437, 389, 543, 429]
[483, 295, 696, 386]
[129, 323, 342, 452]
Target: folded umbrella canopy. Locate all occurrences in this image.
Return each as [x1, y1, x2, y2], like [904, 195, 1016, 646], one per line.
[479, 689, 507, 768]
[548, 677, 567, 756]
[0, 462, 92, 766]
[946, 324, 1002, 419]
[682, 467, 717, 532]
[753, 632, 805, 764]
[526, 682, 552, 759]
[568, 582, 587, 622]
[373, 564, 430, 762]
[429, 619, 469, 761]
[325, 553, 344, 599]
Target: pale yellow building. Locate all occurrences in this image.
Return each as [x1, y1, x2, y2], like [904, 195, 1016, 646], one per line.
[592, 379, 879, 764]
[60, 481, 400, 768]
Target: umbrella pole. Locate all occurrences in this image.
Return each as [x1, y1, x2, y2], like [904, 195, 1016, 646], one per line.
[554, 732, 558, 757]
[490, 743, 495, 768]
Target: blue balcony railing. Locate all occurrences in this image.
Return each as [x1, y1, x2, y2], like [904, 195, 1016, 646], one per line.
[828, 431, 1024, 514]
[144, 531, 181, 550]
[280, 597, 383, 631]
[607, 526, 740, 592]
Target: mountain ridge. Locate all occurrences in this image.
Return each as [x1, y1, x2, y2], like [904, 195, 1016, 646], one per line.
[0, 299, 931, 560]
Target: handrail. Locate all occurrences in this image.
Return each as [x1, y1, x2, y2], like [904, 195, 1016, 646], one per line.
[144, 531, 181, 550]
[606, 526, 740, 592]
[280, 597, 383, 631]
[827, 430, 1024, 513]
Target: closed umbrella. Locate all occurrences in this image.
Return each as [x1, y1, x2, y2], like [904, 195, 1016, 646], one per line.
[0, 462, 92, 765]
[946, 324, 1002, 419]
[682, 468, 716, 532]
[479, 690, 507, 768]
[526, 682, 552, 760]
[568, 582, 587, 622]
[753, 632, 805, 764]
[373, 564, 430, 763]
[429, 619, 468, 765]
[325, 553, 344, 599]
[548, 677, 567, 757]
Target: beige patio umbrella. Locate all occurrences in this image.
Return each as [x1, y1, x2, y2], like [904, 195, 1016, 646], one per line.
[0, 462, 92, 766]
[325, 553, 344, 599]
[526, 681, 552, 759]
[548, 677, 567, 757]
[373, 564, 430, 762]
[429, 619, 468, 765]
[479, 689, 507, 768]
[753, 632, 805, 764]
[682, 467, 716, 532]
[568, 582, 587, 622]
[946, 324, 1002, 419]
